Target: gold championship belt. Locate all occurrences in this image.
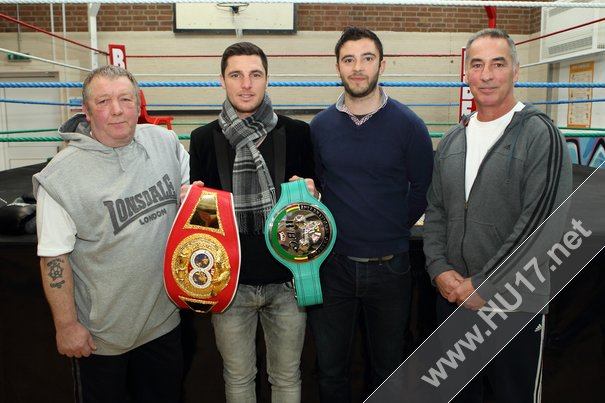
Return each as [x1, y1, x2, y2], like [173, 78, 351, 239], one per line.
[164, 186, 240, 313]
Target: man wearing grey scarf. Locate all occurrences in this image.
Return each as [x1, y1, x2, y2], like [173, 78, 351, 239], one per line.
[188, 42, 318, 403]
[219, 92, 278, 235]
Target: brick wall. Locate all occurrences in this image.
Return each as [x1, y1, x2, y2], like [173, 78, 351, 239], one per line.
[0, 3, 542, 34]
[297, 5, 541, 34]
[0, 4, 173, 32]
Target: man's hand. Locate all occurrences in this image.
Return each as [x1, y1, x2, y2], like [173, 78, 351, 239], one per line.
[451, 278, 487, 310]
[289, 175, 319, 199]
[435, 270, 464, 303]
[180, 180, 204, 204]
[56, 321, 97, 358]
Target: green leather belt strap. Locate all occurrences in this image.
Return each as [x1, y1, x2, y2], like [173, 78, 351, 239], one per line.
[264, 180, 337, 307]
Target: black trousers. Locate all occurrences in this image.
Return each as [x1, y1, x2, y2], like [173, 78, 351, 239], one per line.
[73, 324, 183, 403]
[437, 297, 545, 403]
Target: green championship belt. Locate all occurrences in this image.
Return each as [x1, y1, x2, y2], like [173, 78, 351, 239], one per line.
[264, 180, 336, 307]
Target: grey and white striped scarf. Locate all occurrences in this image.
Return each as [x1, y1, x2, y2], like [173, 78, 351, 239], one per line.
[219, 94, 278, 234]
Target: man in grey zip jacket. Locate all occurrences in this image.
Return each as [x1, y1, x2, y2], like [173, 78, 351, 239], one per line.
[423, 29, 572, 403]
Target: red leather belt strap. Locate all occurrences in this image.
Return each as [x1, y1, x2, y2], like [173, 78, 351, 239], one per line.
[164, 186, 240, 313]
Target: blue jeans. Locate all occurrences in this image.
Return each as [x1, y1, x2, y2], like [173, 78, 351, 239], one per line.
[211, 282, 306, 403]
[308, 252, 412, 403]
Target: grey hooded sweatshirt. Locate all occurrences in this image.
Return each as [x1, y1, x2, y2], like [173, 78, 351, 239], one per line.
[33, 114, 187, 354]
[423, 105, 572, 313]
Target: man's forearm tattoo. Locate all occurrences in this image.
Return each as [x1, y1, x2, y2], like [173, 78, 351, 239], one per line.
[46, 258, 66, 289]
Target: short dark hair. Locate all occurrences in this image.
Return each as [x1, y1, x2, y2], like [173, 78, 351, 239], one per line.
[82, 65, 140, 109]
[466, 28, 518, 67]
[334, 26, 384, 62]
[220, 42, 269, 76]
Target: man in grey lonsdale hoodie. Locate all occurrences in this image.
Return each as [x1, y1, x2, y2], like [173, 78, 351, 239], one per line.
[423, 29, 572, 403]
[33, 65, 189, 403]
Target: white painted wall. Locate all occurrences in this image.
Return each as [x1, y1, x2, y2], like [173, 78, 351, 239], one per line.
[0, 30, 554, 170]
[0, 72, 63, 170]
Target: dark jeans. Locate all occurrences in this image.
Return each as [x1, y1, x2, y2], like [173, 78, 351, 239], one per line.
[73, 324, 183, 403]
[308, 252, 412, 403]
[436, 297, 545, 403]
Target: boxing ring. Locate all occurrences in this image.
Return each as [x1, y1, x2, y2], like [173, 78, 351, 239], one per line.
[2, 1, 605, 170]
[1, 1, 605, 402]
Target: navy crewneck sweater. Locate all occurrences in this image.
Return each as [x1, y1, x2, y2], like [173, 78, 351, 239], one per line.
[310, 97, 433, 257]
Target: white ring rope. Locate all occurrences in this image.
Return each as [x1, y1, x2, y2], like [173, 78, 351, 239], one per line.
[0, 47, 91, 72]
[0, 1, 604, 9]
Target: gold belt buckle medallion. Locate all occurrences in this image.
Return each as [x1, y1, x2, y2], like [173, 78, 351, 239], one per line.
[164, 186, 240, 313]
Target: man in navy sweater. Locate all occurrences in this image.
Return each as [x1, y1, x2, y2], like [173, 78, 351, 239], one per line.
[308, 27, 434, 402]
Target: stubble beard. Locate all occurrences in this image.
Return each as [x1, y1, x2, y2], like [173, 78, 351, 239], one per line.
[342, 73, 380, 99]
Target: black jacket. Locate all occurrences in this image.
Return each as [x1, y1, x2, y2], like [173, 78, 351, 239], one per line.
[189, 115, 315, 285]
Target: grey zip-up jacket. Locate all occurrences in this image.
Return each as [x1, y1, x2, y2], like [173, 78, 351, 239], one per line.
[423, 105, 572, 312]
